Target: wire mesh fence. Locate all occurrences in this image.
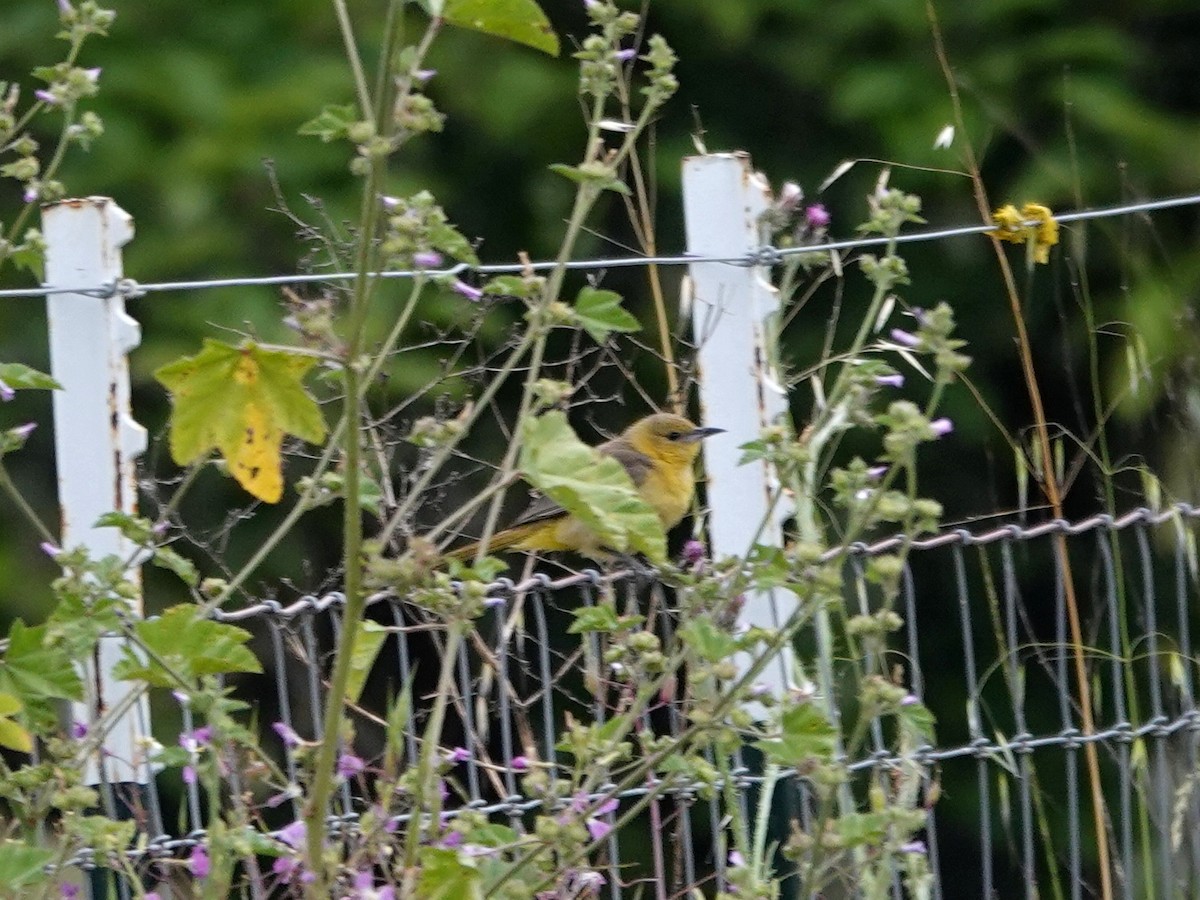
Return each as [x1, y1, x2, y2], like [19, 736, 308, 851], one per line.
[59, 502, 1200, 898]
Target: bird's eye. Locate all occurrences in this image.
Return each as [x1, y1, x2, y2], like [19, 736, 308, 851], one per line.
[666, 431, 682, 441]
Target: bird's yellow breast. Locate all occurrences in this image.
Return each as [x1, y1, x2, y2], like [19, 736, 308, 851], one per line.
[640, 460, 694, 530]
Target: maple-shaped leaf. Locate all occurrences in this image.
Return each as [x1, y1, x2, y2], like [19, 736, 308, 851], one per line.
[155, 340, 327, 503]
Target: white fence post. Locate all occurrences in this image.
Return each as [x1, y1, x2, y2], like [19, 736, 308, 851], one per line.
[682, 152, 794, 707]
[43, 197, 152, 787]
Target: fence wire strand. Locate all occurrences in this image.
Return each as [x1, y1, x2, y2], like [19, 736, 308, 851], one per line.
[2, 191, 1197, 301]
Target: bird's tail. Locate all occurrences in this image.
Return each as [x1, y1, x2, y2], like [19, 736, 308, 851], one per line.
[444, 522, 541, 562]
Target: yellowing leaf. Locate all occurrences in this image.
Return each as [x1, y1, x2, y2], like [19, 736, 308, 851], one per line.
[155, 340, 327, 503]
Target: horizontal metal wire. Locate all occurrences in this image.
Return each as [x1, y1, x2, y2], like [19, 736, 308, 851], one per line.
[2, 192, 1196, 301]
[210, 502, 1200, 621]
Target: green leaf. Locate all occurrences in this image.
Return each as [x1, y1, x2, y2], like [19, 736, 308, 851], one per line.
[0, 841, 54, 889]
[298, 103, 359, 142]
[151, 546, 200, 588]
[0, 363, 60, 391]
[896, 698, 936, 742]
[155, 340, 327, 503]
[574, 287, 640, 344]
[114, 605, 262, 687]
[754, 703, 838, 766]
[678, 617, 737, 663]
[442, 0, 559, 57]
[549, 162, 631, 195]
[519, 411, 666, 563]
[416, 846, 483, 900]
[480, 275, 537, 299]
[0, 621, 84, 719]
[568, 603, 622, 634]
[346, 621, 388, 706]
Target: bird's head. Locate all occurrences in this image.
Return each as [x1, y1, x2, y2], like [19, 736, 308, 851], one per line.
[623, 413, 724, 467]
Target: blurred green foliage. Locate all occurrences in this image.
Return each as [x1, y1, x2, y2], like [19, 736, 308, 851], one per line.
[1, 0, 1199, 619]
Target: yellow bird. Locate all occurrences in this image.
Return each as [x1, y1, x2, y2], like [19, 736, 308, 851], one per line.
[450, 412, 722, 560]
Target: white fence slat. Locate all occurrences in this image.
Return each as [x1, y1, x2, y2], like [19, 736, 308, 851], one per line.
[682, 153, 795, 706]
[43, 197, 152, 786]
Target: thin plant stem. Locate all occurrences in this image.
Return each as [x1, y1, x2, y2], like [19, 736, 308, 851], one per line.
[924, 4, 1113, 897]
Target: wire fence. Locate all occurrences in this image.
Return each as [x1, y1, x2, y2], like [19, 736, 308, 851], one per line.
[64, 502, 1200, 898]
[2, 191, 1198, 301]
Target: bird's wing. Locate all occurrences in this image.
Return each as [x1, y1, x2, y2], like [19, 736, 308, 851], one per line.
[508, 437, 653, 527]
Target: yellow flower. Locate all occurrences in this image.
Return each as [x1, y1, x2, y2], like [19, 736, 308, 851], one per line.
[989, 202, 1059, 265]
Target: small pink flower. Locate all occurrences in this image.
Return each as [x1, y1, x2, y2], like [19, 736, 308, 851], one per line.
[412, 250, 443, 268]
[510, 755, 530, 772]
[728, 850, 746, 867]
[10, 422, 35, 439]
[929, 418, 953, 438]
[445, 746, 471, 764]
[272, 721, 303, 748]
[337, 752, 365, 778]
[681, 539, 706, 566]
[40, 542, 62, 558]
[804, 204, 831, 229]
[875, 374, 904, 388]
[450, 280, 483, 302]
[277, 820, 306, 848]
[890, 329, 921, 348]
[0, 380, 13, 402]
[614, 48, 637, 62]
[189, 845, 210, 879]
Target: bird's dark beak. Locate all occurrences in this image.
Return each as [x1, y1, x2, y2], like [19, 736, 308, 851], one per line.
[681, 426, 724, 443]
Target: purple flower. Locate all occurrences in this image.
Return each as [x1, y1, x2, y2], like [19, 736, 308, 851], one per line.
[61, 884, 80, 899]
[172, 690, 190, 706]
[681, 539, 706, 566]
[413, 69, 437, 83]
[379, 195, 402, 210]
[445, 746, 470, 764]
[35, 89, 57, 105]
[866, 465, 888, 480]
[22, 185, 36, 204]
[901, 693, 920, 706]
[180, 726, 212, 752]
[182, 765, 196, 785]
[40, 542, 62, 558]
[10, 422, 36, 439]
[929, 417, 953, 438]
[572, 796, 619, 843]
[875, 374, 904, 388]
[82, 67, 101, 83]
[728, 850, 746, 867]
[510, 755, 530, 772]
[277, 820, 306, 848]
[614, 48, 637, 62]
[145, 894, 161, 900]
[337, 752, 365, 778]
[890, 329, 921, 348]
[57, 0, 74, 15]
[412, 250, 443, 269]
[272, 855, 303, 883]
[450, 280, 483, 302]
[273, 721, 303, 748]
[0, 379, 13, 402]
[805, 204, 831, 229]
[70, 720, 88, 739]
[189, 845, 210, 879]
[899, 839, 928, 855]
